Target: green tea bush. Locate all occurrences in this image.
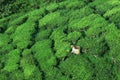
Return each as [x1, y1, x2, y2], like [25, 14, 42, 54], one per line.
[35, 29, 51, 41]
[32, 40, 56, 71]
[46, 3, 58, 12]
[89, 0, 119, 15]
[65, 0, 85, 9]
[68, 14, 97, 31]
[68, 6, 93, 22]
[0, 0, 120, 80]
[0, 34, 13, 54]
[87, 54, 115, 80]
[0, 34, 9, 48]
[11, 21, 35, 49]
[104, 6, 120, 28]
[58, 0, 85, 9]
[17, 48, 42, 79]
[55, 41, 70, 58]
[3, 49, 20, 72]
[105, 24, 120, 60]
[59, 55, 92, 80]
[0, 18, 9, 33]
[8, 15, 28, 27]
[20, 56, 36, 79]
[39, 12, 61, 28]
[50, 27, 66, 41]
[45, 67, 69, 80]
[67, 31, 81, 42]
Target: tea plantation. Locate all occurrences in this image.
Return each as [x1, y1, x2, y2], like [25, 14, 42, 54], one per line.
[0, 0, 120, 80]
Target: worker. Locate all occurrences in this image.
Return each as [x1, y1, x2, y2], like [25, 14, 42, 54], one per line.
[71, 45, 80, 54]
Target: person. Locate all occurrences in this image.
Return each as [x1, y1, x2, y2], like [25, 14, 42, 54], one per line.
[71, 45, 80, 54]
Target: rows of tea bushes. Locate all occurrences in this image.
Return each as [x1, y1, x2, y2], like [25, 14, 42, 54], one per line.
[0, 0, 120, 80]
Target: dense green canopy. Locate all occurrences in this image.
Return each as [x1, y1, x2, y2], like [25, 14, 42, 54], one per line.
[0, 0, 120, 80]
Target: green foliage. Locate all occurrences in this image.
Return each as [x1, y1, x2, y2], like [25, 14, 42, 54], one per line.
[105, 24, 120, 61]
[87, 54, 115, 80]
[3, 49, 20, 72]
[59, 0, 85, 9]
[104, 6, 120, 18]
[39, 12, 61, 28]
[0, 34, 13, 54]
[7, 70, 24, 80]
[46, 3, 58, 11]
[67, 31, 81, 42]
[20, 57, 36, 79]
[32, 40, 56, 71]
[55, 41, 70, 58]
[59, 55, 92, 80]
[20, 49, 42, 79]
[68, 14, 97, 31]
[68, 6, 93, 22]
[45, 67, 69, 80]
[28, 8, 45, 16]
[11, 21, 35, 49]
[50, 27, 66, 40]
[50, 27, 71, 58]
[65, 0, 85, 9]
[8, 15, 28, 27]
[0, 34, 9, 47]
[35, 29, 51, 41]
[104, 6, 120, 28]
[0, 0, 120, 80]
[0, 73, 7, 80]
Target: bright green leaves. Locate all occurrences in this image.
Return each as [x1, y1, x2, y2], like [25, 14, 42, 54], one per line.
[27, 8, 45, 22]
[35, 29, 51, 41]
[20, 57, 36, 79]
[104, 6, 120, 18]
[69, 13, 108, 36]
[5, 15, 28, 35]
[55, 42, 70, 58]
[39, 12, 60, 28]
[105, 24, 120, 60]
[68, 6, 93, 22]
[45, 67, 69, 80]
[39, 11, 66, 29]
[104, 6, 120, 28]
[32, 40, 56, 71]
[0, 0, 120, 80]
[46, 3, 58, 11]
[65, 0, 85, 9]
[8, 15, 28, 27]
[88, 56, 114, 80]
[50, 27, 71, 58]
[28, 8, 45, 17]
[67, 31, 81, 42]
[0, 34, 13, 54]
[20, 49, 41, 79]
[50, 27, 66, 40]
[90, 0, 112, 14]
[75, 15, 109, 56]
[113, 65, 120, 80]
[4, 49, 20, 72]
[11, 21, 35, 49]
[68, 14, 97, 30]
[59, 0, 85, 9]
[89, 0, 120, 15]
[77, 36, 106, 56]
[59, 55, 92, 80]
[21, 58, 36, 79]
[0, 34, 9, 47]
[32, 39, 52, 53]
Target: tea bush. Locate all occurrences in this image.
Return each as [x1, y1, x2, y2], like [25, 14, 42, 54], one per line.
[0, 0, 120, 80]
